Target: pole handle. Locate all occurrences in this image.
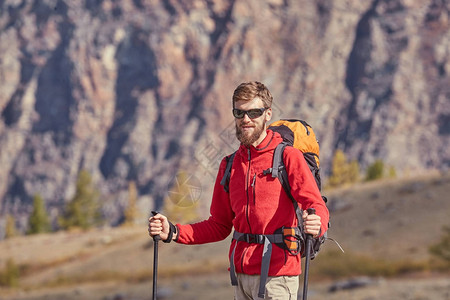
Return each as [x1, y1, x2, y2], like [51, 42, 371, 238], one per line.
[151, 211, 161, 241]
[306, 208, 316, 216]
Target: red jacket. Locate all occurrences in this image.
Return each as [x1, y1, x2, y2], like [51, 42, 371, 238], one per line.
[176, 130, 329, 276]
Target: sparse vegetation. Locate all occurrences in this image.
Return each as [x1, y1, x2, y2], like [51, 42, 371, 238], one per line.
[365, 159, 385, 181]
[28, 194, 51, 235]
[123, 181, 139, 226]
[4, 214, 18, 239]
[365, 160, 397, 182]
[311, 250, 429, 279]
[0, 173, 448, 299]
[0, 258, 20, 287]
[59, 170, 102, 230]
[327, 150, 360, 188]
[429, 226, 450, 266]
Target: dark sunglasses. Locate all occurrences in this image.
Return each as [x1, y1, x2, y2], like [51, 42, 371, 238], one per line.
[232, 108, 267, 119]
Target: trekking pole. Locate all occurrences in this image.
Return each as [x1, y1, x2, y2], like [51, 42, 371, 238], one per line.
[151, 211, 161, 300]
[302, 208, 316, 300]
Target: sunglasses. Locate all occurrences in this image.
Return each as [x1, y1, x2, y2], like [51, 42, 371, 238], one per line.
[232, 108, 267, 119]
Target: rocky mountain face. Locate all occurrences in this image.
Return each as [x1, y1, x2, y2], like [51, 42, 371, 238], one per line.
[0, 0, 449, 234]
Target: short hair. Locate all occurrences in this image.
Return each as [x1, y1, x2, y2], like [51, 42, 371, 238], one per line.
[232, 81, 273, 108]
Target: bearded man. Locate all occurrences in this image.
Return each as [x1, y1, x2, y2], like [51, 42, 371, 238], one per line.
[149, 81, 329, 299]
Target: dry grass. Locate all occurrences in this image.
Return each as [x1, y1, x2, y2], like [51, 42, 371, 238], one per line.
[0, 172, 449, 299]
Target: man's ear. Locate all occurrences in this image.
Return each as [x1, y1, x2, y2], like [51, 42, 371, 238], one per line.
[265, 108, 272, 122]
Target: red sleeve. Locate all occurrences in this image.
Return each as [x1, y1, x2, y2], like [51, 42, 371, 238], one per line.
[283, 147, 329, 237]
[176, 157, 234, 244]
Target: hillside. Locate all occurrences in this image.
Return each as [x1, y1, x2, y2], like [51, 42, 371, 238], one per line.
[0, 173, 449, 299]
[1, 0, 449, 234]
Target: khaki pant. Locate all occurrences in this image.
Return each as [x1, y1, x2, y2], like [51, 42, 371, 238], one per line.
[234, 273, 299, 300]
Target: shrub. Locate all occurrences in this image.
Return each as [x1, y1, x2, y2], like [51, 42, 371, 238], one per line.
[311, 250, 428, 279]
[59, 170, 102, 230]
[28, 194, 51, 234]
[4, 214, 17, 239]
[365, 159, 384, 181]
[429, 226, 450, 263]
[328, 150, 360, 188]
[0, 259, 20, 287]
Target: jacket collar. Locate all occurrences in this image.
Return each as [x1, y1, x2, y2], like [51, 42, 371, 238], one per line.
[237, 129, 283, 158]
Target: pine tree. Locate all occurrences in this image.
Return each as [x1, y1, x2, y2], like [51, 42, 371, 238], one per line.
[4, 215, 17, 239]
[123, 181, 139, 226]
[28, 194, 50, 234]
[365, 160, 385, 181]
[59, 170, 101, 230]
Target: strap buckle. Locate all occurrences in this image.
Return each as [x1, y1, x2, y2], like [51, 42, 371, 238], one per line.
[245, 234, 264, 244]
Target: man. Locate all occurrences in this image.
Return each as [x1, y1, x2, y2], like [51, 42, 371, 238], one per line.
[149, 81, 329, 299]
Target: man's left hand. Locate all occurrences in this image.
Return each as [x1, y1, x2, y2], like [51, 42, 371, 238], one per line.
[302, 210, 321, 238]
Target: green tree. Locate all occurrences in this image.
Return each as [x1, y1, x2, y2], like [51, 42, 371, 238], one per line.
[4, 214, 17, 239]
[59, 170, 101, 230]
[28, 194, 50, 234]
[365, 159, 385, 181]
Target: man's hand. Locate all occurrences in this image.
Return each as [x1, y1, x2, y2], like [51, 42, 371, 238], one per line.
[302, 210, 321, 238]
[148, 213, 170, 241]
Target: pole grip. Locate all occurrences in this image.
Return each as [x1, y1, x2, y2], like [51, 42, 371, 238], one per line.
[151, 211, 161, 241]
[306, 208, 316, 215]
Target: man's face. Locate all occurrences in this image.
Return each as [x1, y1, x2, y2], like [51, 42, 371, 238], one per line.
[234, 97, 272, 147]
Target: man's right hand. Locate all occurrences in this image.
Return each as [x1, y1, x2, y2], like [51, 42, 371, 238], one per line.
[148, 213, 170, 241]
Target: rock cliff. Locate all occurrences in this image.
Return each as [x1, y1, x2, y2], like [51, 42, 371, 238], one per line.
[0, 0, 449, 232]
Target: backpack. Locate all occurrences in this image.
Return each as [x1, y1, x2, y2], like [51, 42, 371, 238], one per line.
[220, 119, 329, 259]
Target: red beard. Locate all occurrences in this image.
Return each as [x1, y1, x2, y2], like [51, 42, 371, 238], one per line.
[235, 123, 265, 146]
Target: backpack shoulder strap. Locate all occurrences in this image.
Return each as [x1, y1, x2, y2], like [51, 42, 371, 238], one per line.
[262, 141, 287, 179]
[264, 142, 304, 230]
[220, 151, 236, 193]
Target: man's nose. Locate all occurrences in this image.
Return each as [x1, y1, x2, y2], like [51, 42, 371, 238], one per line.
[242, 113, 251, 122]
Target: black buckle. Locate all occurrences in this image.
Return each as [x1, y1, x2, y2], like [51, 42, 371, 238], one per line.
[263, 168, 272, 176]
[245, 234, 264, 244]
[245, 234, 255, 243]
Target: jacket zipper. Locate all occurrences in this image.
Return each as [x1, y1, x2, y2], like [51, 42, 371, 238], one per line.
[251, 173, 256, 205]
[245, 147, 252, 233]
